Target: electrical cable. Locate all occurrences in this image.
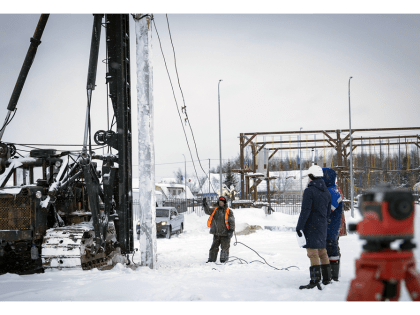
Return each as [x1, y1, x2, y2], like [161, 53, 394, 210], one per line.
[210, 236, 299, 271]
[7, 143, 103, 147]
[86, 89, 93, 155]
[153, 18, 206, 195]
[110, 115, 116, 129]
[165, 14, 187, 118]
[10, 144, 43, 151]
[163, 15, 218, 195]
[0, 109, 18, 134]
[203, 201, 298, 271]
[103, 20, 112, 155]
[226, 231, 298, 271]
[141, 158, 232, 167]
[10, 144, 107, 156]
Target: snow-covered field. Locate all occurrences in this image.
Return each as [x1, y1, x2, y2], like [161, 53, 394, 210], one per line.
[1, 205, 420, 306]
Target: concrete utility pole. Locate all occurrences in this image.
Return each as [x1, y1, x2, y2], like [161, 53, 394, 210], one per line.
[218, 79, 223, 197]
[348, 76, 354, 218]
[133, 14, 157, 269]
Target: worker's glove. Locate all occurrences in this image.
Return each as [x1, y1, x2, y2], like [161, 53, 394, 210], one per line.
[296, 229, 302, 237]
[202, 198, 207, 207]
[228, 230, 234, 239]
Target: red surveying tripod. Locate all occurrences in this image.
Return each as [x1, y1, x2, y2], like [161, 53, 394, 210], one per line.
[346, 184, 420, 301]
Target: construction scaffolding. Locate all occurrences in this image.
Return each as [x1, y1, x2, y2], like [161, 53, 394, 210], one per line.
[235, 127, 420, 207]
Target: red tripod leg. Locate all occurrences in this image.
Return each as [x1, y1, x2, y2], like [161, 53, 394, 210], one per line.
[347, 267, 384, 301]
[405, 266, 420, 301]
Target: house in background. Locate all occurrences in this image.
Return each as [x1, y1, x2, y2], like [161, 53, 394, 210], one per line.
[155, 182, 194, 201]
[132, 178, 194, 207]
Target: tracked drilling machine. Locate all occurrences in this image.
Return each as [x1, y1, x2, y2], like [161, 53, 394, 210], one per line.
[0, 14, 134, 274]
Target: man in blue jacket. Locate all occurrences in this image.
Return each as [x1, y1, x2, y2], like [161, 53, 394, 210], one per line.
[322, 168, 343, 281]
[296, 165, 332, 290]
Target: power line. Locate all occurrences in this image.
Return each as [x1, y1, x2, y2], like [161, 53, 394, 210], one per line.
[153, 17, 214, 195]
[8, 143, 103, 147]
[134, 158, 233, 167]
[164, 14, 218, 195]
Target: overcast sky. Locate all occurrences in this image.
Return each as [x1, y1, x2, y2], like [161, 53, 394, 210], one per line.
[0, 7, 419, 182]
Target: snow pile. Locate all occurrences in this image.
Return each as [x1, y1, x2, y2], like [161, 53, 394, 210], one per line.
[0, 187, 22, 195]
[183, 211, 208, 234]
[233, 208, 298, 231]
[184, 207, 298, 235]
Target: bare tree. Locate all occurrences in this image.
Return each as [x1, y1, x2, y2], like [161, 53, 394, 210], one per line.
[174, 168, 183, 184]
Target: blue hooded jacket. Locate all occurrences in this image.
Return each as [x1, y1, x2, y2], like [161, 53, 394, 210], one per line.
[322, 168, 343, 241]
[296, 177, 331, 249]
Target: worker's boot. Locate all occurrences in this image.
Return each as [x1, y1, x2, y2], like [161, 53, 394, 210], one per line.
[321, 264, 332, 285]
[220, 251, 229, 263]
[206, 251, 217, 263]
[299, 265, 322, 290]
[330, 260, 340, 281]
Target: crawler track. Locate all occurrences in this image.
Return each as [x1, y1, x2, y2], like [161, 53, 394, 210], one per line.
[41, 222, 125, 271]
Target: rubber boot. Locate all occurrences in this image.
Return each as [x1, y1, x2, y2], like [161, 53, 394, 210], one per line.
[220, 251, 229, 263]
[321, 264, 332, 285]
[330, 260, 340, 281]
[206, 252, 217, 263]
[299, 265, 322, 290]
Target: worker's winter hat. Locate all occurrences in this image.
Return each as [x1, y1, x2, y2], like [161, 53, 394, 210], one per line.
[322, 168, 337, 187]
[218, 196, 227, 204]
[307, 165, 324, 178]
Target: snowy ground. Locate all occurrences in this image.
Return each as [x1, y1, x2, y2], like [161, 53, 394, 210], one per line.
[1, 205, 420, 307]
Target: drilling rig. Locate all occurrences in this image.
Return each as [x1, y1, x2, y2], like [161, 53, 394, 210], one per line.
[0, 14, 134, 274]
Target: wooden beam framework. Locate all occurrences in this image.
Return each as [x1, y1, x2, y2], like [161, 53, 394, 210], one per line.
[239, 127, 420, 201]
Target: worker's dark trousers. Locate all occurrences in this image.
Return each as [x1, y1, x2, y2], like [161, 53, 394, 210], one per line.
[209, 235, 231, 262]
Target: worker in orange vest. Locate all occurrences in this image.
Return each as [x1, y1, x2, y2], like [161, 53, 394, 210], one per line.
[203, 196, 235, 263]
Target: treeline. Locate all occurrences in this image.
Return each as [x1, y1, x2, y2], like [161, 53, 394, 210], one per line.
[174, 149, 420, 195]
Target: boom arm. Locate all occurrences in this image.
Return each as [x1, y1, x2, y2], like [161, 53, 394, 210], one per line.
[0, 14, 49, 142]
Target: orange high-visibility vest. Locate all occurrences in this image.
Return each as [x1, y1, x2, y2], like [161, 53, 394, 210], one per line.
[207, 207, 230, 230]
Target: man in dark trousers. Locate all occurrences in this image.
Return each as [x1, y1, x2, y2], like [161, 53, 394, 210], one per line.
[296, 165, 332, 290]
[322, 168, 343, 281]
[203, 196, 235, 263]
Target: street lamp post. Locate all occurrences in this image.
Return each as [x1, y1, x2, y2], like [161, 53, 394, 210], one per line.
[299, 127, 303, 198]
[208, 159, 210, 197]
[348, 76, 354, 218]
[218, 79, 223, 197]
[182, 154, 186, 210]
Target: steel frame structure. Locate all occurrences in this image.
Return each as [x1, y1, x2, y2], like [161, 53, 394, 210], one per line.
[237, 127, 420, 202]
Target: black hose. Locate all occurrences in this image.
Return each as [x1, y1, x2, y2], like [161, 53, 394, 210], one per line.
[230, 231, 299, 271]
[204, 204, 298, 271]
